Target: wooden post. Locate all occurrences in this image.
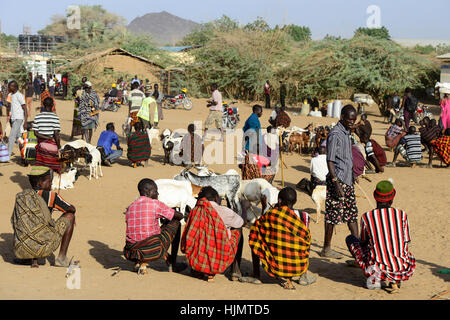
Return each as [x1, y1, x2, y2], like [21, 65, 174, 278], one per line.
[167, 70, 171, 95]
[279, 133, 285, 188]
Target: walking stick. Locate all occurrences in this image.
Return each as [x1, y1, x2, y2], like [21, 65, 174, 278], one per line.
[279, 133, 285, 188]
[355, 181, 375, 208]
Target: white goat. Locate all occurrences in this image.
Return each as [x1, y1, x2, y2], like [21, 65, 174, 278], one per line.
[311, 185, 326, 224]
[155, 179, 197, 225]
[62, 139, 96, 152]
[147, 128, 160, 147]
[236, 178, 280, 223]
[51, 168, 78, 190]
[88, 148, 103, 180]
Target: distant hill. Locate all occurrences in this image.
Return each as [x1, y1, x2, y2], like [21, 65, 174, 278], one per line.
[127, 11, 199, 45]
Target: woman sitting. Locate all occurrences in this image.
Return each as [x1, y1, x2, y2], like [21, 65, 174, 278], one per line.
[127, 121, 151, 168]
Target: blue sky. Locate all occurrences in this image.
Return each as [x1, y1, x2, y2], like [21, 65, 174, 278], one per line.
[0, 0, 448, 39]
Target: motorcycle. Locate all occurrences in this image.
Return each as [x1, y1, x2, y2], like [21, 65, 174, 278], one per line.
[222, 101, 240, 130]
[101, 95, 121, 112]
[162, 88, 193, 110]
[415, 104, 434, 123]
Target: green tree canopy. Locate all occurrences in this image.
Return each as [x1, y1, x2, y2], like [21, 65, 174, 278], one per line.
[282, 36, 438, 110]
[354, 26, 391, 40]
[180, 15, 240, 46]
[281, 24, 311, 42]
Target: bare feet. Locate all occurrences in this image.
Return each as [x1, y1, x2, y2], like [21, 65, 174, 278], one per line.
[31, 259, 39, 268]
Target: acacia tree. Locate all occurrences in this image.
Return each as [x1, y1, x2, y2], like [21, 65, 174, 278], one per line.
[282, 35, 439, 112]
[281, 24, 311, 42]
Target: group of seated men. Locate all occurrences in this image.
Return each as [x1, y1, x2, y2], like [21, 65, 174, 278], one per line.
[11, 165, 416, 293]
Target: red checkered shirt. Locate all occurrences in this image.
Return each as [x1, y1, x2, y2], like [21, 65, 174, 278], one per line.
[125, 196, 174, 243]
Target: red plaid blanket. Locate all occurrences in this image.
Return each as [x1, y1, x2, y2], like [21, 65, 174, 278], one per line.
[181, 198, 239, 275]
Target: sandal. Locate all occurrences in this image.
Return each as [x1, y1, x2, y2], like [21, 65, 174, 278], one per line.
[280, 279, 296, 290]
[319, 249, 343, 259]
[230, 272, 242, 282]
[294, 272, 317, 286]
[207, 275, 215, 283]
[238, 276, 262, 285]
[385, 283, 400, 294]
[54, 256, 71, 268]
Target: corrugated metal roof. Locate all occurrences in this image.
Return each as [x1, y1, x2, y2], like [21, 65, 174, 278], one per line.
[437, 53, 450, 59]
[159, 46, 193, 52]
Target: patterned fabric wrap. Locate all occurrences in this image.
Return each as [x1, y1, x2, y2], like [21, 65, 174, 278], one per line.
[347, 235, 415, 282]
[325, 176, 358, 225]
[249, 205, 311, 278]
[79, 90, 100, 128]
[241, 152, 275, 183]
[0, 143, 10, 162]
[127, 131, 151, 163]
[11, 189, 69, 259]
[40, 90, 56, 112]
[35, 139, 60, 173]
[385, 125, 406, 149]
[275, 111, 291, 128]
[129, 111, 140, 128]
[181, 198, 240, 275]
[123, 220, 179, 263]
[431, 136, 450, 165]
[18, 131, 38, 161]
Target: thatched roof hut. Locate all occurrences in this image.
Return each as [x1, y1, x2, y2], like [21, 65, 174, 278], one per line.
[56, 48, 165, 87]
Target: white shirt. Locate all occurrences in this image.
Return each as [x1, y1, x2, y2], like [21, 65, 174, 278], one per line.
[10, 92, 25, 120]
[49, 79, 55, 87]
[211, 90, 222, 111]
[310, 154, 328, 181]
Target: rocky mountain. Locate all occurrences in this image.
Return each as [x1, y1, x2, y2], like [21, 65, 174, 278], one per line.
[127, 11, 199, 45]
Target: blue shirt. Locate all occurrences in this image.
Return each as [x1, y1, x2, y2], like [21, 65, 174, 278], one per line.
[243, 113, 261, 152]
[97, 130, 120, 156]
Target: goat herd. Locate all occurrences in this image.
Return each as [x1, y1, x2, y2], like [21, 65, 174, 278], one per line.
[51, 121, 333, 227]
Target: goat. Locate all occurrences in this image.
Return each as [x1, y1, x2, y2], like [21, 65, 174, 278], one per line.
[51, 168, 79, 190]
[235, 178, 280, 223]
[174, 169, 241, 212]
[160, 129, 183, 165]
[155, 179, 197, 225]
[288, 133, 303, 154]
[88, 148, 103, 180]
[196, 166, 239, 177]
[311, 185, 326, 224]
[147, 128, 160, 148]
[59, 145, 92, 169]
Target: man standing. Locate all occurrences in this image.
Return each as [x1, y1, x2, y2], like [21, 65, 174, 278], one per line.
[7, 81, 28, 157]
[48, 75, 55, 97]
[346, 180, 415, 293]
[24, 80, 34, 117]
[279, 80, 287, 108]
[179, 123, 204, 166]
[264, 80, 271, 109]
[97, 123, 123, 166]
[321, 105, 358, 259]
[61, 73, 69, 100]
[243, 105, 263, 154]
[401, 88, 418, 131]
[79, 81, 100, 143]
[128, 82, 146, 131]
[123, 179, 187, 274]
[204, 83, 223, 140]
[33, 74, 41, 101]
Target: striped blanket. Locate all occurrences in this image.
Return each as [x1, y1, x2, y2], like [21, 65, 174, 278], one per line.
[127, 131, 151, 163]
[431, 136, 450, 165]
[385, 125, 405, 149]
[181, 198, 240, 275]
[123, 220, 179, 263]
[35, 139, 60, 173]
[249, 205, 311, 278]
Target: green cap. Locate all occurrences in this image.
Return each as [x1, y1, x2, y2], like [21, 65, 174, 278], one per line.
[28, 166, 50, 176]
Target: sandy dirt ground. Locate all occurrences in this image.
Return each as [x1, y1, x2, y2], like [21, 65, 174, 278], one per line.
[0, 96, 448, 300]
